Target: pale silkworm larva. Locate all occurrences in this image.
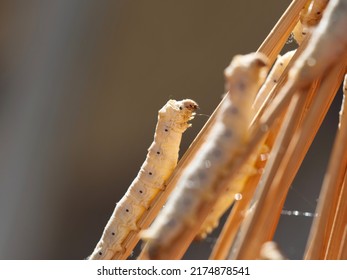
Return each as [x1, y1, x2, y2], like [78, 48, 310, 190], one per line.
[141, 53, 269, 258]
[292, 0, 311, 45]
[253, 49, 296, 112]
[301, 0, 329, 27]
[292, 20, 306, 45]
[291, 0, 347, 86]
[89, 99, 198, 259]
[196, 50, 296, 240]
[195, 144, 268, 240]
[292, 0, 329, 45]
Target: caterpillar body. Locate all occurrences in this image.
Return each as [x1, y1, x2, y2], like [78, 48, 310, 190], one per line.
[195, 144, 268, 240]
[290, 0, 347, 88]
[292, 0, 329, 45]
[141, 53, 269, 259]
[195, 50, 295, 239]
[300, 0, 329, 27]
[253, 50, 296, 112]
[89, 99, 198, 260]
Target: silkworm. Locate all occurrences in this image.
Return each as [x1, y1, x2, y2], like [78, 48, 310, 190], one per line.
[141, 53, 269, 259]
[196, 50, 295, 240]
[292, 0, 329, 45]
[292, 20, 306, 45]
[195, 144, 268, 240]
[300, 0, 329, 27]
[89, 99, 198, 260]
[253, 50, 296, 112]
[291, 0, 347, 86]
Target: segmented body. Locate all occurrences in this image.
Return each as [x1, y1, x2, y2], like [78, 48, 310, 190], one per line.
[291, 0, 347, 88]
[196, 50, 295, 239]
[292, 0, 329, 44]
[89, 99, 198, 259]
[142, 53, 269, 259]
[253, 50, 296, 112]
[196, 144, 268, 239]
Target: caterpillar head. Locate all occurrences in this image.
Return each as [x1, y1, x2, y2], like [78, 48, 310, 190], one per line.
[159, 99, 199, 132]
[224, 52, 269, 98]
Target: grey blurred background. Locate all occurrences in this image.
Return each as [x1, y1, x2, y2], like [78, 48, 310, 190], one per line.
[0, 0, 342, 259]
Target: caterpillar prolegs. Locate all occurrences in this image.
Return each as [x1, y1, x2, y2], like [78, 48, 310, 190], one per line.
[89, 99, 198, 260]
[141, 53, 269, 259]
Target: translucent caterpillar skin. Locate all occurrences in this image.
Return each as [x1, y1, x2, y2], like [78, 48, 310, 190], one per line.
[89, 99, 198, 260]
[142, 53, 269, 259]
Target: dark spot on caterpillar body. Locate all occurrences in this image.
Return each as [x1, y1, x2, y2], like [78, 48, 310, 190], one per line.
[223, 129, 233, 138]
[237, 81, 246, 91]
[182, 196, 193, 206]
[213, 149, 222, 158]
[197, 170, 207, 181]
[273, 79, 277, 83]
[231, 107, 239, 114]
[89, 99, 198, 260]
[167, 217, 178, 228]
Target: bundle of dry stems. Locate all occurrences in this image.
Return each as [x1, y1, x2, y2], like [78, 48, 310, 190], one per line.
[91, 0, 347, 260]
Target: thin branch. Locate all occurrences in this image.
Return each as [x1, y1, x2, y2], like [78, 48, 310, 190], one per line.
[326, 171, 347, 259]
[231, 61, 346, 259]
[305, 73, 347, 259]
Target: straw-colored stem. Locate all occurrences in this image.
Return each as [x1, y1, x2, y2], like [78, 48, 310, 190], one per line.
[231, 61, 346, 259]
[338, 225, 347, 259]
[208, 3, 309, 257]
[208, 171, 261, 260]
[257, 0, 307, 63]
[252, 36, 310, 126]
[209, 76, 291, 260]
[230, 91, 305, 259]
[131, 0, 307, 261]
[326, 171, 347, 259]
[210, 98, 292, 260]
[305, 82, 347, 258]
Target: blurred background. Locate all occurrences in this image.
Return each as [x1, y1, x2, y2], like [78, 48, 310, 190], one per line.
[0, 0, 342, 259]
